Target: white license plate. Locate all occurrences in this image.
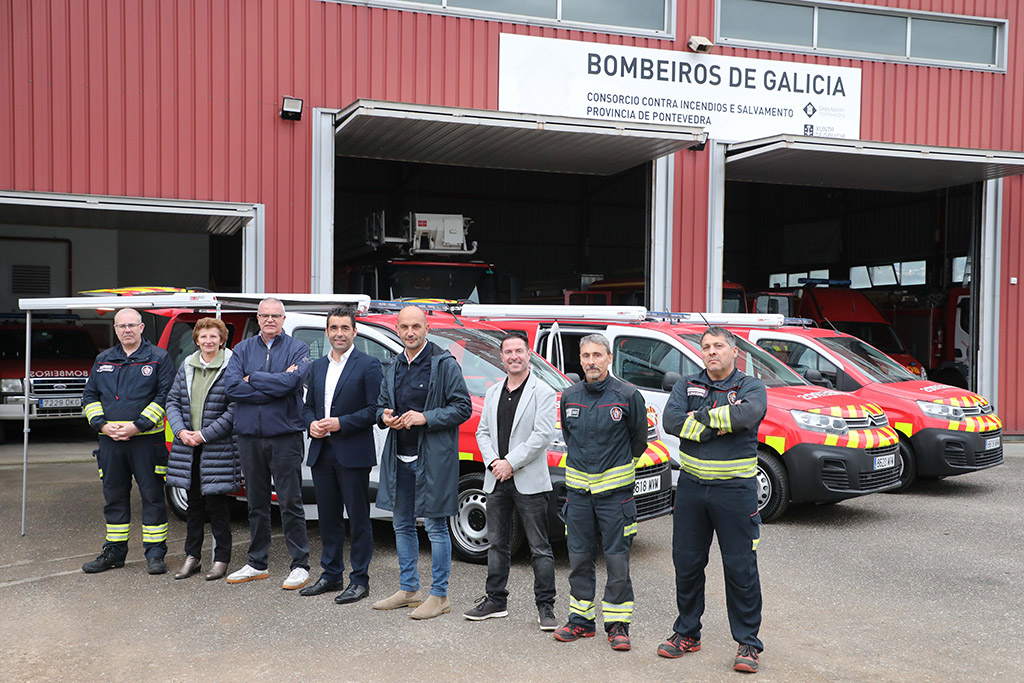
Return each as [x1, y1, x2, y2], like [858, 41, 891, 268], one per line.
[38, 397, 81, 408]
[873, 454, 895, 470]
[634, 476, 661, 495]
[984, 436, 1000, 451]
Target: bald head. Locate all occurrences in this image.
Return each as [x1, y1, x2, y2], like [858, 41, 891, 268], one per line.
[396, 305, 428, 356]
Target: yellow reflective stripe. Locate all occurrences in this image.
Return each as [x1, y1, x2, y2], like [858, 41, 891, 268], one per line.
[752, 537, 760, 551]
[154, 465, 167, 476]
[623, 522, 638, 537]
[565, 462, 636, 494]
[140, 402, 165, 425]
[678, 452, 757, 480]
[707, 406, 732, 432]
[602, 601, 634, 623]
[97, 468, 103, 479]
[84, 401, 105, 420]
[142, 523, 169, 543]
[105, 523, 130, 542]
[458, 451, 475, 461]
[569, 596, 596, 620]
[105, 420, 164, 436]
[679, 416, 707, 441]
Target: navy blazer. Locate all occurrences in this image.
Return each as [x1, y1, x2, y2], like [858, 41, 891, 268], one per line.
[302, 347, 384, 469]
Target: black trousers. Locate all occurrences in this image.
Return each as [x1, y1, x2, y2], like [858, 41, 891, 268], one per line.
[311, 455, 373, 586]
[485, 479, 555, 610]
[184, 446, 232, 564]
[672, 474, 763, 651]
[96, 433, 168, 561]
[238, 433, 309, 572]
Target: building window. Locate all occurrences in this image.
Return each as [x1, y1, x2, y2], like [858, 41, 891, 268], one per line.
[717, 0, 1006, 71]
[322, 0, 672, 36]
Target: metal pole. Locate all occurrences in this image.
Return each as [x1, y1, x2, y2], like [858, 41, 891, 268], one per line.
[21, 312, 32, 536]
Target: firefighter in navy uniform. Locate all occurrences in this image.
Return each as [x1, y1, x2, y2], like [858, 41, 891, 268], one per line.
[658, 326, 768, 674]
[81, 308, 175, 575]
[554, 333, 647, 652]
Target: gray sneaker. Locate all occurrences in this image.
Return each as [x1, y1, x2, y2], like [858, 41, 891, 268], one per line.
[538, 604, 557, 631]
[463, 596, 508, 621]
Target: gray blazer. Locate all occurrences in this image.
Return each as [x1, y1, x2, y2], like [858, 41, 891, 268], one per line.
[477, 371, 557, 494]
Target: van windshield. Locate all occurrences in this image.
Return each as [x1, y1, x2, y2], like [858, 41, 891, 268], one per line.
[678, 333, 810, 389]
[830, 322, 907, 355]
[818, 336, 918, 384]
[427, 328, 571, 397]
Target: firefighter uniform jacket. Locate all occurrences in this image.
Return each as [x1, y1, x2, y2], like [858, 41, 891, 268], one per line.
[560, 375, 648, 496]
[663, 367, 767, 482]
[83, 337, 174, 436]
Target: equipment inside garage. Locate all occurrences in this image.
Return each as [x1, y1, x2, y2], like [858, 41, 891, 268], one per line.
[332, 157, 649, 304]
[723, 179, 980, 389]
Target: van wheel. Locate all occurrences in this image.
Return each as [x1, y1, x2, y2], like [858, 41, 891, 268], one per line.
[166, 486, 188, 521]
[448, 472, 524, 564]
[756, 449, 790, 522]
[885, 441, 917, 493]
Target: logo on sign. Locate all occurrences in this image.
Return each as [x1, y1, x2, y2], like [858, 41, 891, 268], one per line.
[141, 365, 153, 376]
[804, 124, 814, 135]
[803, 102, 816, 117]
[609, 406, 623, 422]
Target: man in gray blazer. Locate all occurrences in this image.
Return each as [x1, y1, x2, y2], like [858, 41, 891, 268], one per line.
[464, 331, 559, 630]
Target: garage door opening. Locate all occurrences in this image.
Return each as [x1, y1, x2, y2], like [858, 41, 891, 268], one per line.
[721, 136, 1024, 393]
[316, 100, 705, 306]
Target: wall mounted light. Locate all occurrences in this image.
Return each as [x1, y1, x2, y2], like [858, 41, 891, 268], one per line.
[687, 35, 714, 53]
[280, 96, 303, 121]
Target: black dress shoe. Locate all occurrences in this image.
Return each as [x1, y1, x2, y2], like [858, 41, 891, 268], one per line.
[299, 575, 344, 597]
[335, 583, 370, 604]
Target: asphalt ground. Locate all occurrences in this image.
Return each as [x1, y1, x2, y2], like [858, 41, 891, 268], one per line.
[2, 422, 1022, 682]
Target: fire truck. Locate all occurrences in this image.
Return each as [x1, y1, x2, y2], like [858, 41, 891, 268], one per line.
[0, 315, 97, 443]
[460, 305, 903, 521]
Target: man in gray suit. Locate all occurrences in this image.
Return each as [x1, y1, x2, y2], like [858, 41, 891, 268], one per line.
[464, 331, 559, 630]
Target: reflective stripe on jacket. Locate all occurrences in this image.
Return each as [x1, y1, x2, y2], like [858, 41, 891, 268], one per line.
[82, 338, 174, 435]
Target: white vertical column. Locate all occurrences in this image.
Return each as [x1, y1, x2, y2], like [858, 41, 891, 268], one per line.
[649, 155, 675, 311]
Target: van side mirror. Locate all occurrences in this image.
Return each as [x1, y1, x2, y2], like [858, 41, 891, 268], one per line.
[802, 368, 832, 388]
[662, 371, 682, 392]
[566, 372, 581, 383]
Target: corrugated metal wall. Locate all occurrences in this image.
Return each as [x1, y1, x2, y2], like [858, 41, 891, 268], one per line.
[1, 0, 1022, 428]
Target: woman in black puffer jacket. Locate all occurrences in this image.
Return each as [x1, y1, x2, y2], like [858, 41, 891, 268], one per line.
[166, 317, 240, 581]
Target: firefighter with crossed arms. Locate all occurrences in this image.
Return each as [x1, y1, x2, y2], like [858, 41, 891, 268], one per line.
[81, 308, 175, 575]
[658, 325, 768, 674]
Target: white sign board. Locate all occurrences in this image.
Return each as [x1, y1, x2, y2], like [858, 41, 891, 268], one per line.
[499, 34, 861, 142]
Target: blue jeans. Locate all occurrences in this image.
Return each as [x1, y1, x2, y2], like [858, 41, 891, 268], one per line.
[393, 459, 451, 597]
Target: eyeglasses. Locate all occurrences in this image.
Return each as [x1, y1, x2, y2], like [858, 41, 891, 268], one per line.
[257, 313, 284, 320]
[113, 323, 142, 331]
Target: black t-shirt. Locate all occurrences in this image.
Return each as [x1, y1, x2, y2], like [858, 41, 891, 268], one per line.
[496, 376, 527, 459]
[394, 343, 432, 455]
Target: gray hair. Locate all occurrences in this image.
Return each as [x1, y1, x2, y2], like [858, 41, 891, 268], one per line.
[579, 333, 612, 355]
[701, 325, 737, 346]
[259, 297, 286, 314]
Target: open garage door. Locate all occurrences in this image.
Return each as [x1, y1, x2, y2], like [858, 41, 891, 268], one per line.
[314, 100, 705, 307]
[721, 135, 1024, 400]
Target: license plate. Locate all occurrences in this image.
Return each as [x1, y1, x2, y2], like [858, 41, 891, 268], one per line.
[634, 476, 661, 495]
[873, 454, 895, 470]
[984, 436, 1000, 451]
[38, 397, 81, 408]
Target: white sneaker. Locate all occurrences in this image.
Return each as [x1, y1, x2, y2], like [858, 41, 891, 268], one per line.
[282, 567, 310, 590]
[225, 564, 269, 584]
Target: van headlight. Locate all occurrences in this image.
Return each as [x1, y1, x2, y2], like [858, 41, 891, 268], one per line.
[1, 379, 24, 393]
[791, 409, 849, 436]
[917, 400, 964, 421]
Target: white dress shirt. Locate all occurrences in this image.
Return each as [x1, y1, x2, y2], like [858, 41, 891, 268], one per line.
[323, 346, 353, 419]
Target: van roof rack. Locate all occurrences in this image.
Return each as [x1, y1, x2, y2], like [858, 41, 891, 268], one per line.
[646, 312, 785, 327]
[461, 304, 647, 323]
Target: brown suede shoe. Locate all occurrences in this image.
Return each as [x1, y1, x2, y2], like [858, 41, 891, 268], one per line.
[373, 589, 423, 610]
[410, 595, 451, 620]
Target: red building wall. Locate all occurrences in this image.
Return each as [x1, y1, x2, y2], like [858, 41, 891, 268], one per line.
[1, 0, 1022, 428]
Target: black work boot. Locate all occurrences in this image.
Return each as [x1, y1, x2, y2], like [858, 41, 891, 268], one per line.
[146, 556, 167, 575]
[82, 547, 126, 574]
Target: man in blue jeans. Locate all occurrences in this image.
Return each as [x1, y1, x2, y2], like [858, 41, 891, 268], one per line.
[374, 305, 471, 620]
[464, 331, 558, 630]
